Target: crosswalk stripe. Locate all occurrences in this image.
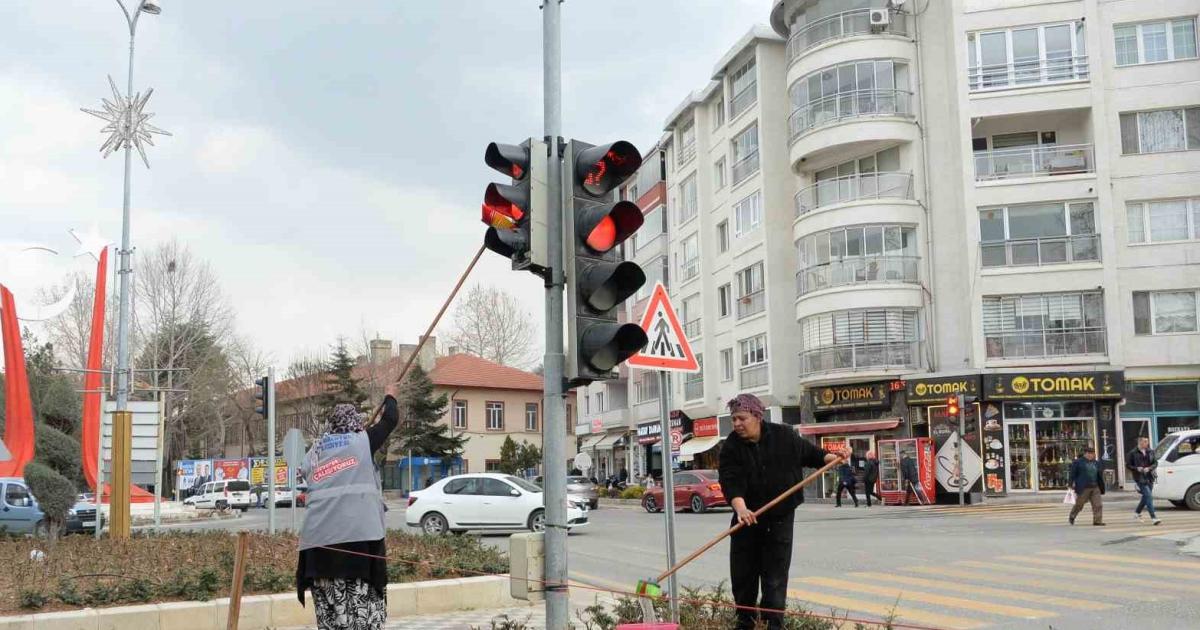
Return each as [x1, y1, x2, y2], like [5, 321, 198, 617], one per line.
[1043, 550, 1200, 569]
[958, 560, 1200, 594]
[908, 566, 1166, 602]
[919, 505, 1053, 514]
[1125, 527, 1200, 538]
[786, 588, 987, 630]
[1001, 555, 1196, 580]
[850, 571, 1110, 611]
[799, 576, 1054, 619]
[1102, 523, 1200, 534]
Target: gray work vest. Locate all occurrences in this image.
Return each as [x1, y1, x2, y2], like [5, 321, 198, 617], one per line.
[298, 431, 386, 550]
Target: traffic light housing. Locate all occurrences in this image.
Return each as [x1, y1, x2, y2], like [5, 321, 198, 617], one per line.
[254, 374, 271, 420]
[947, 395, 960, 417]
[481, 139, 548, 274]
[564, 139, 649, 384]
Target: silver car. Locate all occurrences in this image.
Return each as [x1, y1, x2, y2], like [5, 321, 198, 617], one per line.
[534, 475, 600, 509]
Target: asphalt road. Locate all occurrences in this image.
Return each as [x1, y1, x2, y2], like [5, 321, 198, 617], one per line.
[158, 499, 1200, 629]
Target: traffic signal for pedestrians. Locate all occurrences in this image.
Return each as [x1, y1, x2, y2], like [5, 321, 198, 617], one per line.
[481, 139, 548, 273]
[563, 139, 648, 384]
[947, 395, 960, 417]
[255, 374, 271, 420]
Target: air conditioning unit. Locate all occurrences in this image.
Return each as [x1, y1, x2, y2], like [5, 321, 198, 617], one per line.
[869, 8, 890, 30]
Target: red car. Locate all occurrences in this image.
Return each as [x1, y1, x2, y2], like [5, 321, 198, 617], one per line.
[641, 469, 726, 514]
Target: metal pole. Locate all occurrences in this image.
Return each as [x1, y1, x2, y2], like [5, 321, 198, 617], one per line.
[957, 394, 965, 506]
[114, 8, 138, 415]
[267, 367, 277, 534]
[154, 392, 164, 529]
[95, 402, 106, 538]
[657, 371, 679, 622]
[541, 1, 567, 627]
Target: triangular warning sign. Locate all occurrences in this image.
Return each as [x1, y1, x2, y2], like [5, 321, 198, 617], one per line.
[627, 282, 700, 373]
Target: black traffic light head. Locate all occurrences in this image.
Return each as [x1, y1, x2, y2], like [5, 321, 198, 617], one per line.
[572, 141, 643, 198]
[481, 139, 547, 274]
[254, 375, 270, 419]
[485, 142, 530, 180]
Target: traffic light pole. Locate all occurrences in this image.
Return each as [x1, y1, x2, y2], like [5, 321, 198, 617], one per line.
[541, 1, 568, 628]
[957, 393, 965, 506]
[267, 367, 277, 534]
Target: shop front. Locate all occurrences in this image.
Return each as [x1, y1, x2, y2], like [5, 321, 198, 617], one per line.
[983, 370, 1124, 494]
[636, 412, 692, 479]
[904, 374, 986, 501]
[798, 380, 909, 499]
[1119, 381, 1200, 487]
[678, 416, 723, 470]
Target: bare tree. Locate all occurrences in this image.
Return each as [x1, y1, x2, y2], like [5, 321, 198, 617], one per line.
[443, 284, 538, 368]
[224, 337, 274, 453]
[39, 271, 119, 371]
[284, 351, 328, 441]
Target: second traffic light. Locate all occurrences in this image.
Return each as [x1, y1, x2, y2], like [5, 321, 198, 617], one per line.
[564, 139, 648, 384]
[481, 138, 548, 274]
[254, 373, 272, 420]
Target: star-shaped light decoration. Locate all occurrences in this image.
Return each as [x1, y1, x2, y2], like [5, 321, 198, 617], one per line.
[82, 75, 171, 168]
[69, 226, 111, 263]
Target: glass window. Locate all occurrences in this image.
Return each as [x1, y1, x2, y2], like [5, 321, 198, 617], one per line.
[679, 234, 699, 281]
[679, 175, 698, 224]
[1114, 25, 1139, 65]
[713, 97, 725, 129]
[969, 22, 1087, 89]
[1126, 198, 1200, 243]
[1155, 383, 1200, 412]
[717, 221, 730, 253]
[525, 403, 538, 431]
[1176, 19, 1200, 59]
[714, 158, 726, 190]
[4, 483, 30, 507]
[717, 283, 731, 318]
[730, 57, 758, 118]
[734, 191, 762, 235]
[486, 402, 504, 430]
[479, 478, 514, 496]
[1122, 108, 1200, 155]
[1154, 291, 1199, 333]
[739, 334, 768, 366]
[983, 291, 1106, 359]
[1125, 383, 1154, 412]
[721, 348, 734, 381]
[452, 400, 467, 429]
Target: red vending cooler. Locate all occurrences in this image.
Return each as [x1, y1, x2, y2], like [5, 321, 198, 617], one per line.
[877, 438, 935, 505]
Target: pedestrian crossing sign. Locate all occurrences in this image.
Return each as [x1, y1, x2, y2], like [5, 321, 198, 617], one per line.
[627, 282, 699, 373]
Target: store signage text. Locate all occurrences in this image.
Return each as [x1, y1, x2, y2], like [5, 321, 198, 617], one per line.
[984, 371, 1124, 400]
[693, 417, 719, 437]
[810, 382, 890, 411]
[906, 375, 981, 404]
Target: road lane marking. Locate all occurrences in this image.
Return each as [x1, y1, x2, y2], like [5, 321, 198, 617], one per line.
[1043, 550, 1200, 569]
[958, 560, 1200, 594]
[907, 566, 1165, 602]
[850, 571, 1111, 611]
[1124, 526, 1200, 538]
[999, 555, 1196, 580]
[785, 588, 987, 629]
[799, 576, 1054, 619]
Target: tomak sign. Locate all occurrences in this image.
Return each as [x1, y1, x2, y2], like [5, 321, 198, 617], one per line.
[983, 371, 1124, 400]
[810, 382, 891, 412]
[626, 282, 699, 373]
[906, 375, 981, 405]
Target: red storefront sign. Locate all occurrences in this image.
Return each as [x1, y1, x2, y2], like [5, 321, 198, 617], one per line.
[693, 417, 718, 437]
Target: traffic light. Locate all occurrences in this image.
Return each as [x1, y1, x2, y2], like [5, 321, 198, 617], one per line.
[947, 395, 960, 417]
[481, 139, 548, 273]
[563, 139, 649, 384]
[255, 374, 271, 420]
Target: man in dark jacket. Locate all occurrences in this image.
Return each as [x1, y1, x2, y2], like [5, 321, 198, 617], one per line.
[1127, 436, 1161, 525]
[863, 451, 881, 507]
[835, 459, 858, 507]
[1068, 447, 1106, 526]
[900, 451, 920, 505]
[719, 394, 842, 630]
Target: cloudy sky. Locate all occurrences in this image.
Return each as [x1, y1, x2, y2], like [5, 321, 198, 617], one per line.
[1, 0, 769, 370]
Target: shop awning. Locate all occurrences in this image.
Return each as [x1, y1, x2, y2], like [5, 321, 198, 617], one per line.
[678, 435, 722, 462]
[593, 433, 624, 450]
[579, 434, 606, 449]
[796, 418, 902, 436]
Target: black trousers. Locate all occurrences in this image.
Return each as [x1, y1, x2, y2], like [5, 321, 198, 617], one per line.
[902, 479, 918, 505]
[864, 479, 881, 506]
[730, 512, 794, 630]
[835, 482, 858, 507]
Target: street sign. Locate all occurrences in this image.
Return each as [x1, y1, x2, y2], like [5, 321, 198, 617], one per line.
[282, 428, 306, 467]
[669, 429, 683, 453]
[590, 418, 603, 434]
[573, 452, 592, 473]
[626, 282, 699, 373]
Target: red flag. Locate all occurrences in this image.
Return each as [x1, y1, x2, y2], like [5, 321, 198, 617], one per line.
[0, 285, 35, 478]
[82, 247, 107, 490]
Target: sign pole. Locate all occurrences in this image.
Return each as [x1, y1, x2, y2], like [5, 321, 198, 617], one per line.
[267, 367, 277, 534]
[657, 370, 678, 622]
[957, 393, 966, 506]
[154, 392, 164, 530]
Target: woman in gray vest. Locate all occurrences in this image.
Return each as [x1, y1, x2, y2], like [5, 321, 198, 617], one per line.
[296, 385, 398, 630]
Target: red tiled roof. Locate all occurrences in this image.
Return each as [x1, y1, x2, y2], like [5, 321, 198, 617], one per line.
[430, 354, 544, 391]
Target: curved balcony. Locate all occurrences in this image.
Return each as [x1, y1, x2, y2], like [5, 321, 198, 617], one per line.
[786, 8, 910, 64]
[789, 90, 916, 169]
[795, 255, 920, 297]
[790, 90, 913, 141]
[800, 341, 921, 377]
[795, 172, 913, 217]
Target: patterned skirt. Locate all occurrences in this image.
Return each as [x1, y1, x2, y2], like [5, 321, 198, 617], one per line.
[311, 577, 387, 630]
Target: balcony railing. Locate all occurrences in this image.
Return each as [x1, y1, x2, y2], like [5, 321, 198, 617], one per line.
[736, 290, 766, 319]
[968, 55, 1089, 92]
[789, 89, 913, 141]
[739, 364, 769, 389]
[786, 9, 910, 62]
[795, 255, 920, 296]
[974, 144, 1094, 181]
[980, 235, 1100, 268]
[731, 150, 760, 186]
[800, 341, 920, 376]
[684, 378, 704, 402]
[677, 142, 696, 167]
[796, 172, 914, 216]
[683, 318, 702, 339]
[985, 328, 1106, 360]
[730, 82, 758, 119]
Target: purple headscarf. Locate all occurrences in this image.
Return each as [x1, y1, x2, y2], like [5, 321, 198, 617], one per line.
[327, 403, 366, 434]
[727, 394, 765, 419]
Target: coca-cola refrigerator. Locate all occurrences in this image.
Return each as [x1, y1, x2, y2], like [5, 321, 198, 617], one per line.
[877, 438, 935, 505]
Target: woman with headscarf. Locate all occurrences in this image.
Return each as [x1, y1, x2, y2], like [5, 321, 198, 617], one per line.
[296, 384, 399, 630]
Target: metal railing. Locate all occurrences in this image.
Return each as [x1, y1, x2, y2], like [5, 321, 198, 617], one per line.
[683, 318, 702, 339]
[796, 172, 914, 216]
[984, 329, 1106, 360]
[800, 341, 920, 375]
[739, 364, 769, 389]
[786, 9, 910, 62]
[736, 290, 766, 319]
[680, 259, 700, 282]
[684, 378, 704, 402]
[795, 255, 920, 296]
[968, 55, 1089, 91]
[974, 144, 1094, 181]
[731, 150, 760, 186]
[980, 234, 1100, 268]
[730, 82, 758, 119]
[789, 89, 913, 141]
[677, 141, 696, 167]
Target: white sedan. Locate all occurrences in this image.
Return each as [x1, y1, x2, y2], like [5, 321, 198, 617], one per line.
[405, 473, 589, 535]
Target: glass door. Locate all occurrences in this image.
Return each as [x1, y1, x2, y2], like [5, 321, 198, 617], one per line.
[819, 435, 873, 497]
[1120, 418, 1151, 489]
[1006, 422, 1034, 491]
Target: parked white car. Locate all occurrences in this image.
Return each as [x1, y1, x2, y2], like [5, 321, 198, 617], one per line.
[190, 479, 252, 511]
[1153, 430, 1200, 510]
[405, 473, 589, 535]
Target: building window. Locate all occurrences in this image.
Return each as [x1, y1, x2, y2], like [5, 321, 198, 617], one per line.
[1134, 290, 1199, 335]
[678, 233, 700, 282]
[485, 459, 502, 473]
[797, 225, 919, 295]
[713, 96, 726, 130]
[802, 147, 905, 212]
[789, 60, 911, 138]
[452, 400, 467, 430]
[729, 56, 757, 119]
[735, 262, 765, 319]
[714, 157, 726, 191]
[635, 370, 660, 403]
[1127, 198, 1200, 244]
[734, 190, 762, 236]
[684, 354, 704, 401]
[681, 293, 702, 339]
[966, 22, 1088, 90]
[637, 255, 668, 301]
[731, 124, 760, 185]
[633, 204, 665, 254]
[1120, 107, 1200, 155]
[799, 309, 920, 374]
[485, 401, 505, 430]
[717, 283, 732, 319]
[1115, 18, 1198, 66]
[982, 291, 1107, 359]
[525, 403, 539, 431]
[738, 334, 769, 389]
[720, 348, 734, 382]
[979, 201, 1099, 267]
[678, 174, 698, 225]
[717, 220, 730, 253]
[677, 117, 697, 166]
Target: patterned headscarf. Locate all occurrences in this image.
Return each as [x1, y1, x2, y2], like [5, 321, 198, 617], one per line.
[727, 393, 765, 419]
[327, 403, 366, 434]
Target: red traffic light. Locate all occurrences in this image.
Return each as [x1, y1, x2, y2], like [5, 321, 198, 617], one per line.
[481, 183, 527, 229]
[575, 141, 642, 197]
[579, 201, 643, 253]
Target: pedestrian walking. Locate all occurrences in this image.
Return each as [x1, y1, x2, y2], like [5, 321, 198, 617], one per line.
[900, 450, 920, 505]
[719, 393, 843, 630]
[1127, 436, 1161, 525]
[1068, 446, 1106, 526]
[863, 451, 882, 508]
[296, 385, 399, 630]
[835, 459, 859, 507]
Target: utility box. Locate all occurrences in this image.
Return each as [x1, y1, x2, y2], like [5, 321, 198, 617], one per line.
[509, 532, 545, 602]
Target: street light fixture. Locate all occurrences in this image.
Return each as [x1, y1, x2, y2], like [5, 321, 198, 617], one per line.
[141, 1, 162, 15]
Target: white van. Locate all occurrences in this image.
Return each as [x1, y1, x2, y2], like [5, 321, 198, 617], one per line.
[1152, 430, 1200, 510]
[191, 479, 252, 511]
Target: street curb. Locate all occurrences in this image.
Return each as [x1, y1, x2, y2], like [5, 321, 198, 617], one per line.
[0, 576, 522, 629]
